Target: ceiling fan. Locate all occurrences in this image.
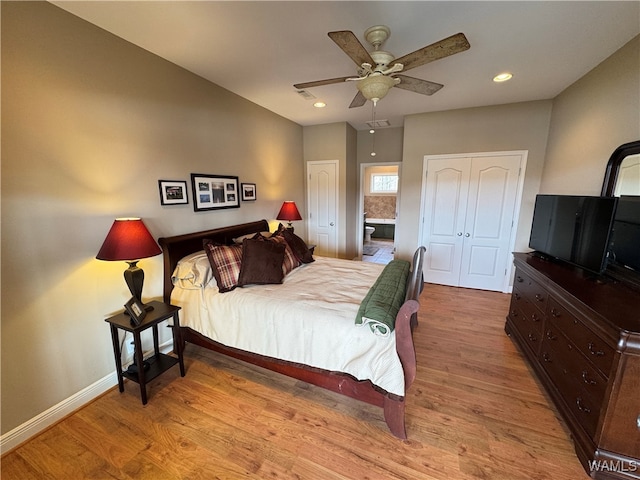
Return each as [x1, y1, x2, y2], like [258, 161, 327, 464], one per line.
[294, 26, 470, 108]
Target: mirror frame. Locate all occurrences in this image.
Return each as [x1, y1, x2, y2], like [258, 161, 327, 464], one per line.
[601, 140, 640, 196]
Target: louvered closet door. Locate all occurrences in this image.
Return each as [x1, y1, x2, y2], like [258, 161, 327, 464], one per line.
[421, 153, 522, 292]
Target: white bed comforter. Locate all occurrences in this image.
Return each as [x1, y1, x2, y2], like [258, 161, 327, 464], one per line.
[171, 256, 406, 396]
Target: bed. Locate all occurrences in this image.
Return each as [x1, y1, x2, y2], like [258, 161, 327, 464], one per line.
[158, 219, 424, 438]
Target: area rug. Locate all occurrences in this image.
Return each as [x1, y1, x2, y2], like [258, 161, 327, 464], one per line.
[363, 246, 380, 256]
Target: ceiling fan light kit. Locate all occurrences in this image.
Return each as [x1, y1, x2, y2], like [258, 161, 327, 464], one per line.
[293, 25, 470, 112]
[357, 74, 399, 105]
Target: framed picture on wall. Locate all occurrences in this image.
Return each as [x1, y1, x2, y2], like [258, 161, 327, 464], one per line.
[158, 180, 188, 205]
[241, 183, 256, 201]
[191, 174, 240, 211]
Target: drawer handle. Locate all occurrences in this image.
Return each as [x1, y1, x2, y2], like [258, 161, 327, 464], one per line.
[516, 276, 524, 283]
[582, 370, 597, 386]
[588, 342, 605, 357]
[535, 294, 544, 302]
[511, 310, 518, 318]
[528, 333, 537, 342]
[550, 308, 560, 318]
[542, 352, 551, 362]
[531, 313, 540, 323]
[637, 414, 640, 431]
[576, 397, 591, 414]
[546, 330, 557, 341]
[514, 293, 521, 300]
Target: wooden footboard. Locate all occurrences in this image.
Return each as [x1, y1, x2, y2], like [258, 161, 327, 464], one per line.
[180, 298, 419, 439]
[159, 220, 425, 439]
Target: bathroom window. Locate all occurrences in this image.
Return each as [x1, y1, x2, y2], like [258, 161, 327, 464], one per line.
[371, 174, 398, 193]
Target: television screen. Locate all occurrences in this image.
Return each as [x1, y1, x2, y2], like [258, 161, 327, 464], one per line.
[608, 196, 640, 272]
[529, 195, 618, 274]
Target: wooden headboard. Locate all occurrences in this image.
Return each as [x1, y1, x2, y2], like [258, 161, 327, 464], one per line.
[157, 219, 270, 303]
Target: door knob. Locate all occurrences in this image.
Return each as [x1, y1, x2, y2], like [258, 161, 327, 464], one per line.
[330, 222, 335, 226]
[465, 233, 470, 237]
[457, 232, 462, 236]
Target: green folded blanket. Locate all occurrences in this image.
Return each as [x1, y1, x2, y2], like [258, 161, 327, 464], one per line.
[356, 259, 411, 336]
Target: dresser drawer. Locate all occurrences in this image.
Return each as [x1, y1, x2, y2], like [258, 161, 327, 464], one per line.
[547, 297, 615, 378]
[514, 270, 548, 314]
[540, 336, 603, 437]
[509, 291, 543, 355]
[540, 322, 608, 408]
[510, 288, 544, 334]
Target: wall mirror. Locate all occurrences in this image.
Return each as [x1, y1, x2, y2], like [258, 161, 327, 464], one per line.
[601, 140, 640, 288]
[601, 140, 640, 196]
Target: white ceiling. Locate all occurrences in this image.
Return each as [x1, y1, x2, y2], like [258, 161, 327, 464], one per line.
[52, 1, 639, 130]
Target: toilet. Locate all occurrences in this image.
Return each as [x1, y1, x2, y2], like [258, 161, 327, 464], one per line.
[364, 225, 375, 242]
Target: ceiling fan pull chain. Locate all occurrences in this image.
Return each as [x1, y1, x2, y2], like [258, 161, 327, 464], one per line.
[370, 102, 377, 157]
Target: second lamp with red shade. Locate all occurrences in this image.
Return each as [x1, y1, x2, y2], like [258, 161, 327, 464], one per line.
[276, 201, 302, 228]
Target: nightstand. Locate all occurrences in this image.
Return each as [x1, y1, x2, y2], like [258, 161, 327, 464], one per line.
[105, 300, 185, 404]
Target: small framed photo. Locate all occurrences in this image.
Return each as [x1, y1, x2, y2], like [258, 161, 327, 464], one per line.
[191, 174, 240, 211]
[241, 183, 257, 201]
[124, 297, 147, 326]
[158, 180, 188, 205]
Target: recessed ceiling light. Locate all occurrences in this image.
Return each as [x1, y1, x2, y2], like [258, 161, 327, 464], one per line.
[313, 101, 326, 108]
[493, 73, 513, 83]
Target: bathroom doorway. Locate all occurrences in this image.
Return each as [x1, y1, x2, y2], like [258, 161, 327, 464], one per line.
[359, 163, 400, 264]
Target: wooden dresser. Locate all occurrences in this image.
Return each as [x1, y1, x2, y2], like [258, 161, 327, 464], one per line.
[505, 253, 640, 479]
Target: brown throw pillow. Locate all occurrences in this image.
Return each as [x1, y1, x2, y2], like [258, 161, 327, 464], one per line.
[267, 235, 300, 275]
[237, 238, 286, 286]
[279, 228, 314, 264]
[203, 241, 243, 292]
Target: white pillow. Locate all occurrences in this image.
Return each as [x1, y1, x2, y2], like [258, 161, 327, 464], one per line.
[232, 231, 271, 244]
[171, 250, 216, 289]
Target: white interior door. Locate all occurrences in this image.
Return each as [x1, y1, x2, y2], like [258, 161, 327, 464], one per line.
[307, 160, 338, 257]
[421, 152, 524, 292]
[421, 157, 470, 286]
[458, 155, 521, 290]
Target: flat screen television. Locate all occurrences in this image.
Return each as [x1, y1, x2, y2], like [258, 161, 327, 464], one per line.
[608, 195, 640, 272]
[529, 195, 618, 274]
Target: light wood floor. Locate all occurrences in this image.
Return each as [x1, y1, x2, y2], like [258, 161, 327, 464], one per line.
[2, 284, 589, 479]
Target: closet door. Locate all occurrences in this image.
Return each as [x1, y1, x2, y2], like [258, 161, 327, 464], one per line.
[458, 155, 521, 290]
[421, 153, 523, 292]
[421, 157, 471, 286]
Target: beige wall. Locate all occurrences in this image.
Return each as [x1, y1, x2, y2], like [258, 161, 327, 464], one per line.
[397, 101, 553, 260]
[541, 35, 640, 194]
[356, 127, 404, 165]
[1, 2, 303, 434]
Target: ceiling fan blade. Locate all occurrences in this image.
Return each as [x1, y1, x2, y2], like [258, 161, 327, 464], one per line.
[394, 75, 444, 96]
[394, 32, 470, 72]
[349, 91, 367, 108]
[293, 76, 352, 89]
[328, 30, 375, 67]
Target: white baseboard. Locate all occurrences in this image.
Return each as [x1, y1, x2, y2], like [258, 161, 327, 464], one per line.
[0, 371, 117, 454]
[0, 341, 174, 455]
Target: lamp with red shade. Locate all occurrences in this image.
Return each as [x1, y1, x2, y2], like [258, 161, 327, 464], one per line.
[276, 201, 302, 229]
[96, 217, 162, 310]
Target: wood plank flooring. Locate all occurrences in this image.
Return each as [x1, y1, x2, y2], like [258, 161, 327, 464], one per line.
[1, 284, 589, 479]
